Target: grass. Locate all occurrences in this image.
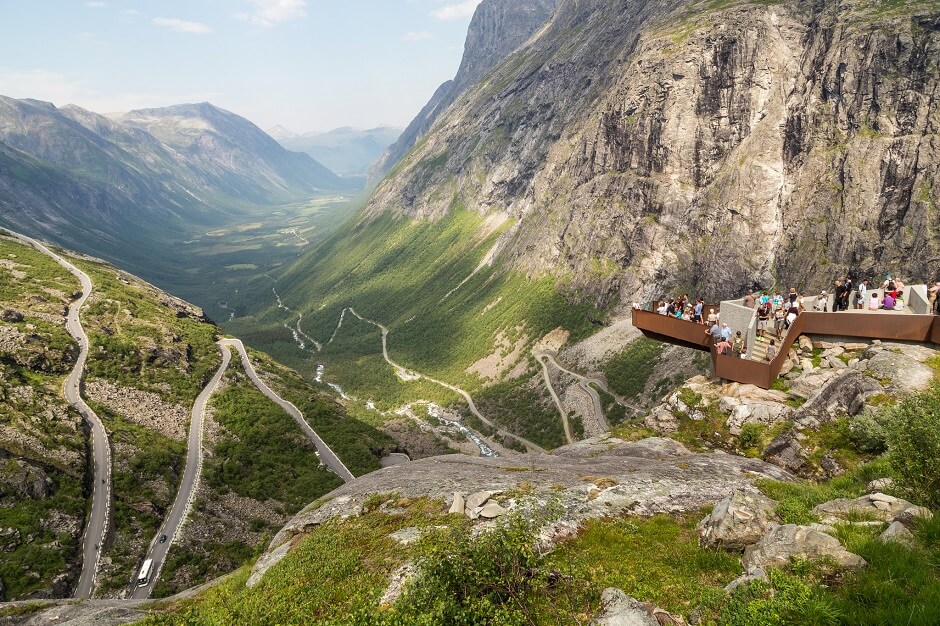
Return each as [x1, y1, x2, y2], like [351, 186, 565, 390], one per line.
[755, 457, 891, 524]
[602, 338, 665, 399]
[471, 374, 566, 449]
[241, 347, 396, 476]
[227, 209, 602, 423]
[0, 236, 88, 599]
[202, 358, 344, 512]
[139, 498, 446, 624]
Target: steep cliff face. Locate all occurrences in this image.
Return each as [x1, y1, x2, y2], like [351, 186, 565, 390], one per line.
[366, 0, 940, 304]
[368, 0, 557, 183]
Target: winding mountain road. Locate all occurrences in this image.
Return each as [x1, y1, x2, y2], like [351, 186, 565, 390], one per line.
[346, 308, 546, 454]
[535, 351, 646, 433]
[131, 344, 231, 600]
[133, 338, 353, 598]
[8, 231, 111, 599]
[222, 338, 354, 482]
[535, 355, 575, 444]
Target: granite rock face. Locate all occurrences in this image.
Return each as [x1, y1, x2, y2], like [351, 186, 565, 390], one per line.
[249, 436, 793, 587]
[365, 0, 940, 305]
[368, 0, 558, 183]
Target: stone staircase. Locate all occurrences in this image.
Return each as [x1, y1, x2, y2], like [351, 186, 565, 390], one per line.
[748, 335, 775, 361]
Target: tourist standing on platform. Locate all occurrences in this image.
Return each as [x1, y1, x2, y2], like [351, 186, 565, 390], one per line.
[856, 279, 868, 309]
[930, 282, 940, 314]
[774, 305, 786, 338]
[708, 320, 722, 344]
[834, 279, 846, 311]
[732, 331, 746, 356]
[693, 298, 704, 323]
[757, 299, 771, 339]
[707, 308, 718, 324]
[720, 322, 733, 342]
[814, 290, 829, 312]
[743, 289, 756, 309]
[841, 275, 853, 311]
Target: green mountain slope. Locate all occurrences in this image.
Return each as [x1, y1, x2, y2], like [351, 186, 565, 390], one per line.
[0, 231, 392, 601]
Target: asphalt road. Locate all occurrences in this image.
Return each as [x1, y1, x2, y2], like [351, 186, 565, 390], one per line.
[536, 354, 575, 443]
[346, 308, 547, 455]
[222, 338, 355, 482]
[8, 231, 112, 599]
[131, 344, 231, 600]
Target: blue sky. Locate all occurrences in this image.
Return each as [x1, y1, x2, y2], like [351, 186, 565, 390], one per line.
[0, 0, 481, 132]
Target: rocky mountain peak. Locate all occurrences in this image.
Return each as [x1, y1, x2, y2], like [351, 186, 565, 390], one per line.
[368, 0, 558, 183]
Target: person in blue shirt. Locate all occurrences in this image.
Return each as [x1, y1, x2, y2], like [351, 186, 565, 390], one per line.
[720, 323, 733, 342]
[693, 299, 703, 323]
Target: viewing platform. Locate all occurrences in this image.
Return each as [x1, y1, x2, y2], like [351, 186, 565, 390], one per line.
[632, 295, 940, 390]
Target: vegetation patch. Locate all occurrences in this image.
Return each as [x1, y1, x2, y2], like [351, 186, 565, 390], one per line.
[602, 338, 665, 400]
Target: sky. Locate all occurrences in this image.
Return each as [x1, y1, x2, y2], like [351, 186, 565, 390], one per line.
[0, 0, 482, 133]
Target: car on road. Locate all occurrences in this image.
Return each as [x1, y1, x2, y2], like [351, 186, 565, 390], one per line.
[159, 534, 168, 543]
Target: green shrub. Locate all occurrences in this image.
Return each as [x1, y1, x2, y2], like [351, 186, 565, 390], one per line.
[738, 424, 764, 451]
[847, 410, 894, 453]
[721, 569, 843, 625]
[602, 338, 664, 399]
[886, 384, 940, 508]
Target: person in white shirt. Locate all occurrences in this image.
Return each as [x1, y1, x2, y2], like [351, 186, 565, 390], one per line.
[856, 279, 868, 309]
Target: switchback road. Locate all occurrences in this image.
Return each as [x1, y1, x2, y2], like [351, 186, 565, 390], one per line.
[222, 338, 354, 482]
[346, 308, 546, 454]
[131, 344, 230, 599]
[8, 231, 111, 599]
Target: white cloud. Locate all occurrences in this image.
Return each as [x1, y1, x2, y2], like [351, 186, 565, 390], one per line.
[75, 32, 111, 51]
[430, 0, 481, 21]
[0, 67, 222, 114]
[401, 31, 433, 42]
[234, 0, 307, 28]
[151, 17, 213, 34]
[85, 1, 107, 8]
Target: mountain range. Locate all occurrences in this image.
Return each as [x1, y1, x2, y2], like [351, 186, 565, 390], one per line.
[270, 125, 401, 177]
[0, 97, 352, 278]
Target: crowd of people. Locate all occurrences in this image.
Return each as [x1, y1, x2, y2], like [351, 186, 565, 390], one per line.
[651, 275, 940, 362]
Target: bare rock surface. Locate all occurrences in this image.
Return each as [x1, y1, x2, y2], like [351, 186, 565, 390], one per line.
[812, 493, 933, 525]
[697, 489, 778, 551]
[879, 520, 915, 546]
[865, 351, 934, 392]
[588, 588, 662, 626]
[742, 524, 866, 571]
[252, 437, 792, 587]
[793, 370, 882, 424]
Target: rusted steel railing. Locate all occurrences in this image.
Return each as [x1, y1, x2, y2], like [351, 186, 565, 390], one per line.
[633, 306, 940, 390]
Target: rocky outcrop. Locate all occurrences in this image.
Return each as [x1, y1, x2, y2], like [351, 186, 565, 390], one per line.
[697, 489, 778, 551]
[0, 457, 53, 500]
[249, 436, 792, 586]
[865, 350, 935, 392]
[364, 0, 940, 305]
[588, 588, 664, 626]
[812, 492, 933, 526]
[368, 0, 557, 183]
[742, 524, 867, 571]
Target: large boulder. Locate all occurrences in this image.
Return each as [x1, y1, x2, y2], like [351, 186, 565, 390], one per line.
[763, 430, 808, 473]
[726, 402, 791, 436]
[793, 370, 882, 424]
[697, 489, 778, 551]
[812, 493, 933, 526]
[865, 351, 934, 392]
[645, 406, 679, 434]
[789, 369, 840, 400]
[742, 524, 867, 571]
[589, 588, 681, 626]
[0, 458, 52, 500]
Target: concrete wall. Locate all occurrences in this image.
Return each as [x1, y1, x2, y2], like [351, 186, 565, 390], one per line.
[909, 284, 930, 314]
[718, 299, 756, 352]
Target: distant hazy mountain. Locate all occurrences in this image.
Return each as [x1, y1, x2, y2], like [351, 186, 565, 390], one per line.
[271, 126, 401, 177]
[0, 96, 350, 275]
